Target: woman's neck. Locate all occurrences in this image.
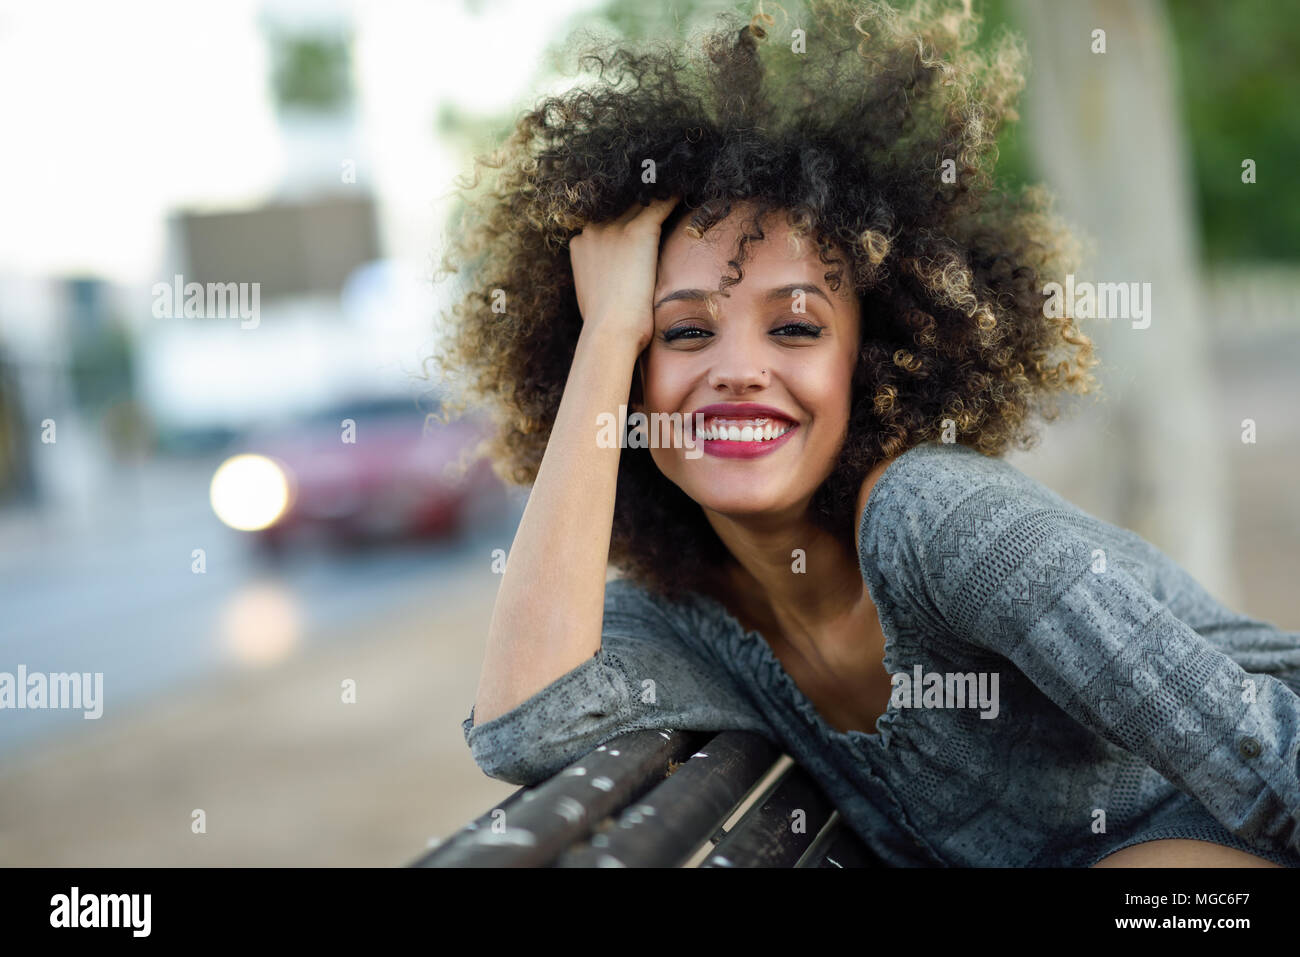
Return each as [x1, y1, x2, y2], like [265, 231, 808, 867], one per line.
[700, 509, 868, 648]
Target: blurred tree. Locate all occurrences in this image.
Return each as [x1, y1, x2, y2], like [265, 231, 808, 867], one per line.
[1012, 0, 1236, 603]
[265, 27, 354, 113]
[0, 349, 36, 503]
[69, 316, 133, 413]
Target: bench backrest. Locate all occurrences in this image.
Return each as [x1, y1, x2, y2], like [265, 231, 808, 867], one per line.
[413, 729, 883, 867]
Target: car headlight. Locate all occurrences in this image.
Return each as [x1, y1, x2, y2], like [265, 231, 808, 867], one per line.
[210, 454, 292, 531]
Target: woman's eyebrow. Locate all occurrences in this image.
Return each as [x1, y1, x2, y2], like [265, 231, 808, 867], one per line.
[653, 288, 713, 310]
[762, 283, 833, 307]
[653, 283, 833, 310]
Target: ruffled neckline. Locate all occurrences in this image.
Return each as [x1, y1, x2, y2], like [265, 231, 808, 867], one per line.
[681, 583, 910, 753]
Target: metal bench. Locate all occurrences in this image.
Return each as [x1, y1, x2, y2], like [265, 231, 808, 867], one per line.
[413, 728, 884, 867]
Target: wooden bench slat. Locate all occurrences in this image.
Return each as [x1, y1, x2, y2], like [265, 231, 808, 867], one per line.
[556, 730, 782, 868]
[793, 811, 882, 868]
[413, 728, 709, 867]
[700, 762, 836, 867]
[408, 781, 532, 867]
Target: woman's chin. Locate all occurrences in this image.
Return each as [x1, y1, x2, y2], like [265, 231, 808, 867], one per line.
[688, 488, 799, 520]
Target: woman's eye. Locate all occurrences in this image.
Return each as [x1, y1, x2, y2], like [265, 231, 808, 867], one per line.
[772, 321, 823, 338]
[662, 325, 710, 343]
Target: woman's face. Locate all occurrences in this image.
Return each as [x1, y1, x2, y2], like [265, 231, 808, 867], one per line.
[635, 204, 862, 521]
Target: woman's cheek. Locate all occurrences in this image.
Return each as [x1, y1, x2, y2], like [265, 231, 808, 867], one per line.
[647, 445, 683, 486]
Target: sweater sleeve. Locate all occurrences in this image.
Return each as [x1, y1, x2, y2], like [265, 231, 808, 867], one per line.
[461, 577, 765, 786]
[870, 462, 1300, 856]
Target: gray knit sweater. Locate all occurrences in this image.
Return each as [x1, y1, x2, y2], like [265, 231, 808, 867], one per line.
[462, 439, 1300, 866]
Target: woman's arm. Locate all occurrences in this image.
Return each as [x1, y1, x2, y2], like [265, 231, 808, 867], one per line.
[863, 452, 1300, 856]
[470, 197, 678, 726]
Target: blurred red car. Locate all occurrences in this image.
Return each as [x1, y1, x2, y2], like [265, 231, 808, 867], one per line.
[210, 394, 506, 554]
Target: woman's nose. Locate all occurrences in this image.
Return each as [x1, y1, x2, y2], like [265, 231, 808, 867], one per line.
[706, 344, 770, 393]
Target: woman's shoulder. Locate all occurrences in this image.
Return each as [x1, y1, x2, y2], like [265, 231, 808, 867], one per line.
[857, 439, 1026, 536]
[861, 439, 1030, 514]
[855, 439, 1096, 582]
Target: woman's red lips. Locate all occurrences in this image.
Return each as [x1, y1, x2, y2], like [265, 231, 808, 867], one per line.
[691, 402, 797, 424]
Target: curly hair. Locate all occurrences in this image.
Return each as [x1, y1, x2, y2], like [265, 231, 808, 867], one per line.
[430, 0, 1100, 600]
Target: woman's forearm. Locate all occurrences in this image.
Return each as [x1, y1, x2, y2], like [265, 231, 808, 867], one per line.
[471, 323, 643, 725]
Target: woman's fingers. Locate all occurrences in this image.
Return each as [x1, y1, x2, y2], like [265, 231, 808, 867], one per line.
[635, 195, 681, 226]
[569, 195, 681, 352]
[608, 200, 645, 227]
[606, 195, 680, 229]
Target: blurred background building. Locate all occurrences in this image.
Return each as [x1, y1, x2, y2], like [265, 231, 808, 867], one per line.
[0, 0, 1297, 865]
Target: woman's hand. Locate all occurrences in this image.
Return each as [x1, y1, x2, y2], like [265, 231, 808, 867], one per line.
[569, 196, 680, 354]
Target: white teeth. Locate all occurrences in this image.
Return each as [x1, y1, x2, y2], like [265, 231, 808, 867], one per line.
[697, 419, 793, 442]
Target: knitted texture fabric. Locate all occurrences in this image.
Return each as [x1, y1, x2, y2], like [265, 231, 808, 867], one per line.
[462, 440, 1300, 866]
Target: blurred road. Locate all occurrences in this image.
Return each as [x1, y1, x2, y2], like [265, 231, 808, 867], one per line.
[0, 452, 524, 864]
[0, 452, 521, 756]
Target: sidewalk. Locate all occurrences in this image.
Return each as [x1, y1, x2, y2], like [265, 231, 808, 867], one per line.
[0, 563, 515, 866]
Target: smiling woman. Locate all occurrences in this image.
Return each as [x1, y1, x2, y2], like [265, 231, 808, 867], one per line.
[436, 0, 1300, 869]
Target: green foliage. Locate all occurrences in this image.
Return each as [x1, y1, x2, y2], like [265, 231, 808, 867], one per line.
[266, 29, 354, 113]
[967, 0, 1032, 193]
[1165, 0, 1300, 262]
